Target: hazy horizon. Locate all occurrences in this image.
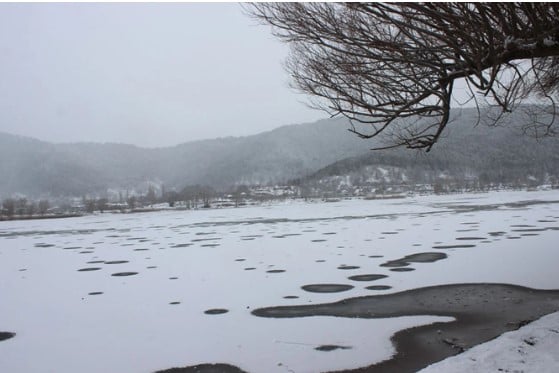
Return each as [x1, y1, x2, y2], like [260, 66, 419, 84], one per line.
[0, 3, 324, 147]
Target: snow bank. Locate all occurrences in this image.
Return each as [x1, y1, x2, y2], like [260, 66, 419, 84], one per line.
[420, 311, 559, 373]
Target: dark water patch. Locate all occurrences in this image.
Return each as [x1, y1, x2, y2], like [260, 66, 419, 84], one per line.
[381, 252, 447, 268]
[510, 224, 535, 228]
[120, 244, 134, 247]
[365, 285, 392, 291]
[127, 237, 147, 241]
[235, 258, 246, 262]
[171, 244, 192, 248]
[348, 274, 388, 282]
[111, 272, 138, 277]
[204, 309, 228, 315]
[18, 268, 27, 272]
[283, 295, 299, 299]
[62, 246, 81, 250]
[88, 292, 103, 295]
[134, 248, 150, 251]
[0, 332, 16, 342]
[302, 229, 316, 232]
[301, 284, 354, 293]
[381, 232, 398, 235]
[147, 266, 157, 269]
[169, 277, 178, 280]
[368, 255, 383, 258]
[241, 238, 255, 241]
[521, 233, 539, 236]
[455, 229, 478, 232]
[311, 239, 327, 242]
[201, 244, 220, 247]
[196, 232, 216, 236]
[87, 260, 105, 264]
[433, 244, 476, 249]
[155, 363, 247, 373]
[266, 269, 286, 273]
[34, 243, 55, 248]
[105, 260, 129, 264]
[315, 344, 351, 352]
[390, 267, 415, 272]
[79, 251, 94, 254]
[507, 236, 521, 239]
[481, 240, 492, 243]
[78, 267, 101, 272]
[538, 219, 556, 223]
[315, 259, 326, 263]
[323, 232, 337, 235]
[338, 265, 360, 270]
[244, 267, 256, 271]
[461, 222, 479, 225]
[240, 235, 263, 239]
[511, 228, 546, 232]
[252, 283, 559, 373]
[191, 237, 222, 242]
[169, 302, 181, 305]
[92, 241, 104, 244]
[456, 237, 486, 241]
[412, 244, 422, 247]
[488, 231, 506, 237]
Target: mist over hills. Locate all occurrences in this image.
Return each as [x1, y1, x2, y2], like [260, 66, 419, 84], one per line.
[2, 107, 559, 199]
[0, 117, 372, 197]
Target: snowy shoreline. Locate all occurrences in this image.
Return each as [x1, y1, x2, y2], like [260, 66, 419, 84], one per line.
[420, 310, 559, 373]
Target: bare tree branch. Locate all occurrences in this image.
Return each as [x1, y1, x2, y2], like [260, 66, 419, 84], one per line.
[246, 3, 559, 151]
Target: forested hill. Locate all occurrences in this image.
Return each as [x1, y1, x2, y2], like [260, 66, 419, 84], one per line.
[300, 110, 559, 190]
[0, 117, 372, 197]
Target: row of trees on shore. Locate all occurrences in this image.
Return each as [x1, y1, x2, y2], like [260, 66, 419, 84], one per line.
[1, 198, 49, 219]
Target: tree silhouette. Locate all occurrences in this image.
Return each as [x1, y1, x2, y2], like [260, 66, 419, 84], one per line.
[248, 3, 559, 150]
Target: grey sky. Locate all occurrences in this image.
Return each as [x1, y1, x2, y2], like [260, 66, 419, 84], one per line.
[0, 3, 324, 147]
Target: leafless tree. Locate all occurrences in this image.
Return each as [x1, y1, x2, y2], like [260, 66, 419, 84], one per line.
[247, 3, 559, 150]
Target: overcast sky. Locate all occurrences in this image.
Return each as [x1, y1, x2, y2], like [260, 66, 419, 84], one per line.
[0, 3, 324, 147]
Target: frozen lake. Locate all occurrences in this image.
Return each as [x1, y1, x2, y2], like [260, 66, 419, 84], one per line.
[1, 190, 559, 372]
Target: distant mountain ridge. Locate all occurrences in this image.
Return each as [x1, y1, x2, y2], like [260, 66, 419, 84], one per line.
[0, 117, 373, 197]
[2, 107, 558, 198]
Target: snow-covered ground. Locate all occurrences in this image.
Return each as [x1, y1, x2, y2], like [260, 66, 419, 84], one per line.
[420, 310, 559, 373]
[0, 190, 558, 372]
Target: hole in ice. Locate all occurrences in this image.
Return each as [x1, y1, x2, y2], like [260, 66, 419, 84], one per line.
[348, 274, 388, 282]
[315, 345, 351, 352]
[301, 284, 354, 293]
[204, 309, 228, 315]
[365, 285, 392, 290]
[390, 267, 415, 272]
[111, 272, 138, 277]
